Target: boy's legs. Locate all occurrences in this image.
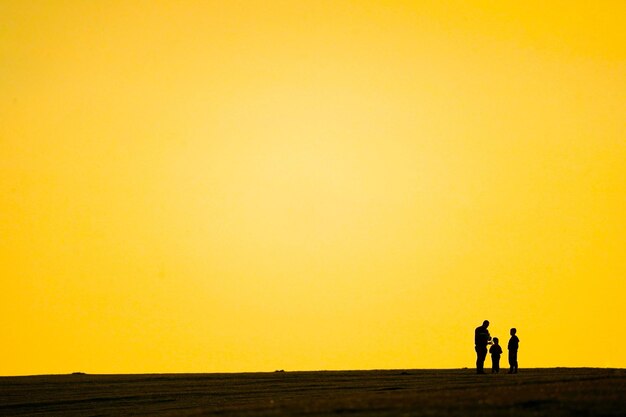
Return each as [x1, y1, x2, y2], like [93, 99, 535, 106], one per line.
[508, 351, 518, 373]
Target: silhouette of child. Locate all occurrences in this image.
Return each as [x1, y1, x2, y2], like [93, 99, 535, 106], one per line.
[508, 328, 520, 374]
[489, 337, 503, 373]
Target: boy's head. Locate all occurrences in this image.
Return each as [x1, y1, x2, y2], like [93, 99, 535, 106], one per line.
[510, 328, 517, 336]
[493, 337, 499, 344]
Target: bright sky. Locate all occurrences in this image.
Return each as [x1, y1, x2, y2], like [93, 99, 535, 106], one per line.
[1, 1, 624, 376]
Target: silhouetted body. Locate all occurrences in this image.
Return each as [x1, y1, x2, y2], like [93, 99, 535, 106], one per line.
[489, 338, 502, 373]
[474, 320, 491, 374]
[508, 328, 519, 374]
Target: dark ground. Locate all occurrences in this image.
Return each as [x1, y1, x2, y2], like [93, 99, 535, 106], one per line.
[1, 368, 625, 416]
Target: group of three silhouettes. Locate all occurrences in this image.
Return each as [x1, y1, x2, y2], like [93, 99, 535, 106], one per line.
[474, 320, 519, 374]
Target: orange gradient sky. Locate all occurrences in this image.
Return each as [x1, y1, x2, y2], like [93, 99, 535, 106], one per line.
[1, 1, 625, 375]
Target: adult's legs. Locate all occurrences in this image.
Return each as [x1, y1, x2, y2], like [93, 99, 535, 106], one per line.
[476, 346, 487, 374]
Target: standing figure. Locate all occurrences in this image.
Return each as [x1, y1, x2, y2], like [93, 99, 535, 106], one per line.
[489, 337, 503, 373]
[508, 328, 520, 373]
[474, 320, 491, 374]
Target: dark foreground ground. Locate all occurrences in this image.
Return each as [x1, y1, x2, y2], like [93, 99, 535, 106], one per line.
[1, 368, 625, 416]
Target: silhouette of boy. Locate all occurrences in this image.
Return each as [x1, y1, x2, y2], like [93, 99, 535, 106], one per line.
[508, 328, 519, 374]
[489, 337, 503, 373]
[474, 320, 491, 374]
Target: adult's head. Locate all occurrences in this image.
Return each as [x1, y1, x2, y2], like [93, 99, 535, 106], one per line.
[510, 328, 516, 335]
[483, 320, 490, 328]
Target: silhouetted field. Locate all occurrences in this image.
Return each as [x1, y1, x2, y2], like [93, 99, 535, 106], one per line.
[1, 368, 624, 416]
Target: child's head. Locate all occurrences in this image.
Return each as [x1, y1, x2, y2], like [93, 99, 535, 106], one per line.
[510, 328, 517, 336]
[493, 337, 499, 344]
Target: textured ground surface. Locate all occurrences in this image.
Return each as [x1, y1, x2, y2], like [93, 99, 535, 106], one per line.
[1, 368, 625, 416]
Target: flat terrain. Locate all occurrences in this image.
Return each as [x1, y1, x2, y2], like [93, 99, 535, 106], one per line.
[1, 368, 624, 416]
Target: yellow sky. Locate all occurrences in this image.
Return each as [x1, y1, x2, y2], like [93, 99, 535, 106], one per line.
[1, 1, 624, 375]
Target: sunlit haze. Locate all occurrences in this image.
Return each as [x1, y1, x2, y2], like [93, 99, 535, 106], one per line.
[1, 1, 624, 375]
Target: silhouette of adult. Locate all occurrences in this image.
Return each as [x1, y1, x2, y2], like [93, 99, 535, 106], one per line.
[474, 320, 491, 374]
